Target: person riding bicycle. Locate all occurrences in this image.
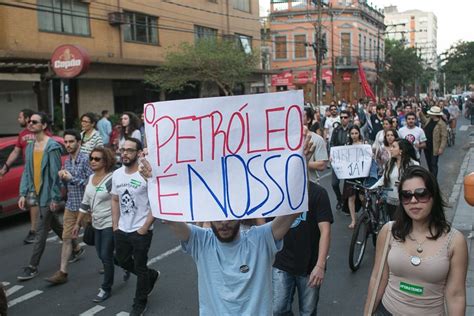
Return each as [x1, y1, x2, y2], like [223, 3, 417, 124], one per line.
[370, 139, 419, 220]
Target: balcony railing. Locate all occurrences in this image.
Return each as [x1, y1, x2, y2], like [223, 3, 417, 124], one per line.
[335, 55, 358, 68]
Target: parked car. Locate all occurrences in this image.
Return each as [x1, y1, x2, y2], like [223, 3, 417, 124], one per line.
[0, 136, 66, 218]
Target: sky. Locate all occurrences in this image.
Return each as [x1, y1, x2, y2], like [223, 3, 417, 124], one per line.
[259, 0, 474, 54]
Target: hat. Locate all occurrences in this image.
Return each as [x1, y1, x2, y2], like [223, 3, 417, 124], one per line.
[427, 106, 443, 116]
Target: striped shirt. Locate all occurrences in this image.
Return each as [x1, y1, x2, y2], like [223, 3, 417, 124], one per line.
[80, 129, 103, 155]
[64, 152, 93, 211]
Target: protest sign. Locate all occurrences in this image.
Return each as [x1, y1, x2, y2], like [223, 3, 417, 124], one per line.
[330, 144, 373, 179]
[144, 90, 308, 222]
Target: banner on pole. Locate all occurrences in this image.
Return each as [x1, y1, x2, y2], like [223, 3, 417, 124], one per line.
[330, 144, 373, 179]
[144, 91, 308, 222]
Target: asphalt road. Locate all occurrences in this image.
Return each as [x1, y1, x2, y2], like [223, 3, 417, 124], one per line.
[1, 117, 470, 316]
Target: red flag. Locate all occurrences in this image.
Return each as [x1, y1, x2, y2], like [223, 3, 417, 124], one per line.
[357, 61, 376, 102]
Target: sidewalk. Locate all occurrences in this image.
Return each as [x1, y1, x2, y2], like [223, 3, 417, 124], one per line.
[451, 132, 474, 315]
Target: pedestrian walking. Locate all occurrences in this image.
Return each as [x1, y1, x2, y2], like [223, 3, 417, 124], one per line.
[399, 112, 426, 160]
[80, 113, 104, 155]
[419, 106, 447, 178]
[364, 166, 468, 315]
[45, 130, 92, 285]
[73, 146, 116, 302]
[17, 112, 64, 281]
[111, 138, 158, 316]
[96, 110, 113, 145]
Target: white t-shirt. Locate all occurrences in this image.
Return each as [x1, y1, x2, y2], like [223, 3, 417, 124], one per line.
[111, 167, 151, 233]
[398, 126, 427, 159]
[308, 132, 328, 184]
[324, 116, 341, 141]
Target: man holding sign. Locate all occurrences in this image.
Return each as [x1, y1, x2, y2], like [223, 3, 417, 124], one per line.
[140, 91, 314, 315]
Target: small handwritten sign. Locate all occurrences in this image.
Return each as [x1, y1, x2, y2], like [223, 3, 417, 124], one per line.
[144, 91, 308, 222]
[330, 144, 373, 179]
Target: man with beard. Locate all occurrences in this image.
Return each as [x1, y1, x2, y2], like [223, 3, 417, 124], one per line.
[138, 129, 315, 315]
[111, 138, 158, 316]
[398, 112, 426, 160]
[45, 130, 92, 284]
[0, 109, 47, 243]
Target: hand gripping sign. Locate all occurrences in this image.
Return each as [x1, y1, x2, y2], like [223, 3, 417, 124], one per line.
[330, 144, 373, 179]
[144, 91, 308, 222]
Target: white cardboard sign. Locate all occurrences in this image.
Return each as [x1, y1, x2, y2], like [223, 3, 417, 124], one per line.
[144, 91, 308, 222]
[330, 144, 373, 179]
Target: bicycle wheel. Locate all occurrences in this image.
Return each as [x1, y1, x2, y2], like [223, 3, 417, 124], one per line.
[349, 212, 369, 271]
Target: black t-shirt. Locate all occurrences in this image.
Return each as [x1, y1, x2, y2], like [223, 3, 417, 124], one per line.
[273, 182, 334, 276]
[424, 119, 437, 150]
[370, 114, 384, 140]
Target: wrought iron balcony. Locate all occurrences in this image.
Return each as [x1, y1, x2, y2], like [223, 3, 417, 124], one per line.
[335, 55, 358, 69]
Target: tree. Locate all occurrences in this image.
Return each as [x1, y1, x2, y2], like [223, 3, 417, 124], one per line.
[442, 41, 474, 92]
[145, 39, 259, 96]
[383, 39, 424, 96]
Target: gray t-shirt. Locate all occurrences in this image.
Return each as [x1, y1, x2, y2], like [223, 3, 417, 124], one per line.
[182, 223, 282, 315]
[80, 173, 113, 230]
[308, 132, 328, 184]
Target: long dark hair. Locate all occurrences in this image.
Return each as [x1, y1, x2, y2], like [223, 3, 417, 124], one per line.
[383, 139, 416, 187]
[392, 165, 450, 241]
[347, 125, 363, 145]
[383, 128, 399, 147]
[120, 112, 141, 139]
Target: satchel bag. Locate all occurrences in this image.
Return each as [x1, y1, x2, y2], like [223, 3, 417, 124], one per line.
[367, 221, 393, 315]
[83, 223, 95, 246]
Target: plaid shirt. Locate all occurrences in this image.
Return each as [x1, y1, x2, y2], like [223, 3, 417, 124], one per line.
[64, 152, 93, 211]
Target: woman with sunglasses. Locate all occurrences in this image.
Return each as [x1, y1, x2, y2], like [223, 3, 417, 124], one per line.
[73, 147, 116, 303]
[80, 113, 104, 155]
[364, 166, 467, 315]
[370, 139, 418, 220]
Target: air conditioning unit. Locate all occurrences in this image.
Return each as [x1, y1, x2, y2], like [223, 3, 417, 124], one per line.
[108, 12, 127, 26]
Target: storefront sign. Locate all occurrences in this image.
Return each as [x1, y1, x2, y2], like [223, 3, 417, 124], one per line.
[51, 45, 90, 78]
[271, 71, 293, 86]
[342, 72, 352, 82]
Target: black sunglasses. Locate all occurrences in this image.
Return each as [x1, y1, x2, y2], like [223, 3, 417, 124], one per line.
[29, 120, 41, 125]
[89, 156, 103, 162]
[400, 188, 431, 205]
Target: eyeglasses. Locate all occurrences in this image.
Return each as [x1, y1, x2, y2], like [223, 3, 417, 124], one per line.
[400, 188, 431, 205]
[89, 156, 102, 162]
[28, 120, 41, 125]
[119, 148, 137, 154]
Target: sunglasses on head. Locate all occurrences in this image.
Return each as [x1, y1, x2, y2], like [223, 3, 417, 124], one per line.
[400, 188, 431, 205]
[89, 156, 102, 162]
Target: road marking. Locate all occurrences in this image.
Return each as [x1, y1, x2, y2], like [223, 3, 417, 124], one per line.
[1, 282, 10, 287]
[459, 125, 468, 131]
[79, 305, 106, 316]
[147, 245, 181, 266]
[7, 290, 43, 308]
[5, 285, 23, 297]
[116, 312, 129, 316]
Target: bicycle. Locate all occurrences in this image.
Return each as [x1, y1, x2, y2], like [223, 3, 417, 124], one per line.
[347, 181, 389, 272]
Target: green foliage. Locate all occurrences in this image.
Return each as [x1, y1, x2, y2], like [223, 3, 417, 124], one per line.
[145, 38, 259, 96]
[383, 39, 424, 95]
[442, 41, 474, 91]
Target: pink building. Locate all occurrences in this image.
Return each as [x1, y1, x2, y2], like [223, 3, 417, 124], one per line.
[269, 0, 385, 104]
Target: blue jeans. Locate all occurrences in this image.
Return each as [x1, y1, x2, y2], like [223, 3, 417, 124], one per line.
[272, 267, 320, 316]
[95, 227, 115, 292]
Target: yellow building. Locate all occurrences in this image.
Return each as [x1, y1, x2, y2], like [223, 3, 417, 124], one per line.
[0, 0, 260, 133]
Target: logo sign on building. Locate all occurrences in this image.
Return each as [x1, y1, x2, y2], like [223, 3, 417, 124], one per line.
[51, 45, 90, 79]
[144, 91, 308, 222]
[271, 71, 293, 86]
[342, 72, 352, 82]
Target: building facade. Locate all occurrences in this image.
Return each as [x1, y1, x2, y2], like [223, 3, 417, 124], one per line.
[0, 0, 260, 134]
[268, 0, 384, 105]
[384, 6, 438, 70]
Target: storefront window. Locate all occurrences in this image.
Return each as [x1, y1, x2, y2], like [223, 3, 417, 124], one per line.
[38, 0, 90, 36]
[123, 12, 158, 45]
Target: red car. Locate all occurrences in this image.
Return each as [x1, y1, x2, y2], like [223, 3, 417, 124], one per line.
[0, 136, 67, 218]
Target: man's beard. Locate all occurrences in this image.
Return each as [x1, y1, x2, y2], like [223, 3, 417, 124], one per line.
[211, 222, 240, 243]
[122, 155, 138, 167]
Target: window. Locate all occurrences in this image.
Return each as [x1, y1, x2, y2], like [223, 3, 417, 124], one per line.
[38, 0, 90, 36]
[363, 35, 366, 60]
[341, 33, 351, 57]
[275, 36, 287, 59]
[194, 25, 218, 41]
[123, 12, 158, 45]
[235, 34, 252, 54]
[233, 0, 250, 12]
[369, 38, 372, 61]
[358, 34, 362, 58]
[294, 34, 306, 59]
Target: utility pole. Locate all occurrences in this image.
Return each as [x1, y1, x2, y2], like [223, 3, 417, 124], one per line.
[315, 0, 323, 106]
